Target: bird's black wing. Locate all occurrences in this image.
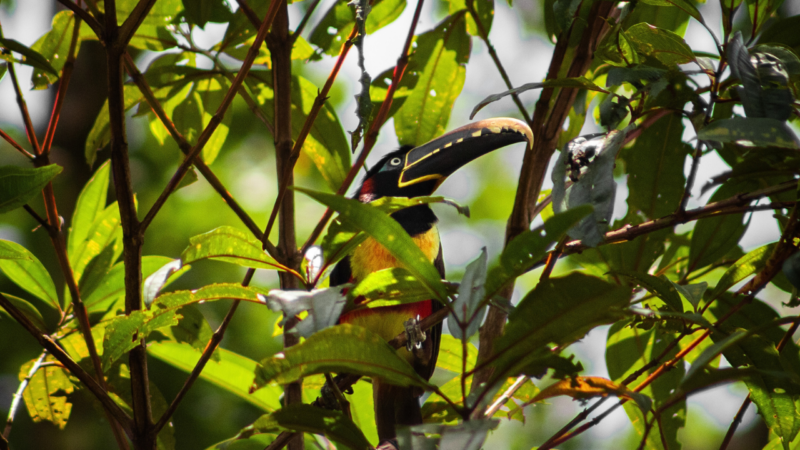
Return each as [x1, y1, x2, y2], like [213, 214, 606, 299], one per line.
[330, 255, 352, 287]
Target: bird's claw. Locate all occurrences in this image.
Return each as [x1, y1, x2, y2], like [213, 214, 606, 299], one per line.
[404, 315, 426, 351]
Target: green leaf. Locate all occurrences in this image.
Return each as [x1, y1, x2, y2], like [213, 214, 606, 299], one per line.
[621, 113, 690, 220]
[710, 243, 774, 300]
[349, 267, 436, 309]
[246, 74, 351, 190]
[149, 341, 283, 412]
[0, 164, 62, 213]
[369, 195, 470, 217]
[449, 248, 488, 340]
[103, 309, 181, 370]
[85, 85, 146, 166]
[489, 273, 630, 386]
[183, 0, 233, 28]
[0, 37, 58, 76]
[708, 295, 800, 449]
[395, 13, 471, 147]
[29, 11, 84, 89]
[471, 77, 608, 119]
[68, 161, 110, 262]
[253, 324, 431, 390]
[449, 0, 494, 36]
[759, 15, 800, 51]
[320, 218, 367, 278]
[0, 241, 30, 260]
[639, 0, 705, 27]
[84, 256, 175, 313]
[297, 188, 447, 301]
[19, 357, 74, 430]
[436, 334, 478, 373]
[745, 0, 785, 35]
[153, 283, 270, 310]
[0, 240, 59, 311]
[483, 206, 592, 301]
[160, 304, 218, 361]
[180, 226, 292, 272]
[682, 330, 749, 386]
[0, 293, 47, 331]
[194, 76, 232, 165]
[624, 23, 695, 66]
[260, 404, 372, 450]
[670, 281, 708, 310]
[606, 320, 686, 449]
[698, 118, 800, 149]
[309, 0, 405, 56]
[688, 183, 750, 272]
[611, 271, 683, 312]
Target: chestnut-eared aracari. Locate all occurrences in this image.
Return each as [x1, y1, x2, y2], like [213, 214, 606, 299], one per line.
[331, 118, 532, 442]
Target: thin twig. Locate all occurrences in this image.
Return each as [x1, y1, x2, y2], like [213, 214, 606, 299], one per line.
[0, 293, 133, 435]
[299, 0, 427, 256]
[718, 395, 751, 450]
[291, 0, 323, 45]
[153, 300, 242, 433]
[0, 128, 34, 159]
[323, 373, 352, 420]
[55, 0, 103, 37]
[139, 0, 284, 233]
[121, 54, 272, 254]
[4, 44, 41, 155]
[484, 375, 528, 418]
[464, 0, 531, 124]
[3, 351, 47, 439]
[22, 205, 49, 229]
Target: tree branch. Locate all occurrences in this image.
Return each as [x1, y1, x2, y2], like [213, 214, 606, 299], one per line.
[0, 128, 34, 159]
[0, 293, 133, 436]
[3, 351, 47, 439]
[55, 0, 104, 39]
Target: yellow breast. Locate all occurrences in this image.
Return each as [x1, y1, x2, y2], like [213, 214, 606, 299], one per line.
[350, 225, 440, 282]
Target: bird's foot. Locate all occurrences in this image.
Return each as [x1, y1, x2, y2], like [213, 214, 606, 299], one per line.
[404, 315, 426, 351]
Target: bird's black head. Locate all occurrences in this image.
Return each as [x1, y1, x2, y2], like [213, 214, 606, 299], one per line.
[356, 118, 533, 203]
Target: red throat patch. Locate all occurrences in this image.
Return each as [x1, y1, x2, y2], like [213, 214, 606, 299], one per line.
[358, 178, 376, 203]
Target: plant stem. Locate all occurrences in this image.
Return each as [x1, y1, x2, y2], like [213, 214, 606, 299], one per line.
[483, 375, 528, 418]
[0, 128, 34, 159]
[3, 351, 47, 439]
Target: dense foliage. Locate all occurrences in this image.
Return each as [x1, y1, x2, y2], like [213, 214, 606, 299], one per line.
[1, 0, 800, 449]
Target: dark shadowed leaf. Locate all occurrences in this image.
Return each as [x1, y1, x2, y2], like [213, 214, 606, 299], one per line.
[758, 15, 800, 51]
[0, 240, 59, 311]
[639, 0, 705, 26]
[0, 37, 58, 76]
[0, 164, 62, 214]
[483, 206, 592, 301]
[682, 330, 748, 386]
[611, 271, 683, 312]
[297, 188, 447, 301]
[783, 252, 800, 290]
[713, 129, 800, 161]
[259, 405, 371, 450]
[253, 324, 430, 390]
[0, 293, 47, 331]
[395, 13, 471, 147]
[85, 85, 146, 166]
[490, 273, 630, 386]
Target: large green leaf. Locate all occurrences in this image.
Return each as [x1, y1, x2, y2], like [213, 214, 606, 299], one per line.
[85, 85, 147, 166]
[612, 271, 683, 312]
[708, 295, 800, 450]
[621, 113, 689, 220]
[84, 256, 174, 313]
[148, 341, 283, 412]
[436, 333, 478, 373]
[688, 182, 751, 272]
[483, 206, 592, 301]
[0, 164, 62, 214]
[395, 13, 471, 147]
[624, 23, 695, 66]
[606, 320, 686, 450]
[297, 188, 447, 301]
[709, 243, 774, 300]
[309, 0, 405, 56]
[29, 11, 88, 89]
[449, 0, 494, 36]
[489, 273, 630, 386]
[181, 226, 292, 272]
[349, 267, 436, 309]
[0, 37, 58, 77]
[0, 293, 47, 331]
[19, 356, 75, 430]
[246, 73, 351, 191]
[68, 161, 110, 261]
[104, 283, 269, 369]
[745, 0, 785, 35]
[256, 405, 372, 450]
[698, 118, 800, 149]
[253, 324, 430, 390]
[0, 240, 59, 310]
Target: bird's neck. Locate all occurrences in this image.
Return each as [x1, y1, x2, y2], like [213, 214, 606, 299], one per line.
[391, 205, 437, 237]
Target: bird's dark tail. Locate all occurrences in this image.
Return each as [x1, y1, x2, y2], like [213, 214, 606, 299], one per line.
[374, 379, 423, 442]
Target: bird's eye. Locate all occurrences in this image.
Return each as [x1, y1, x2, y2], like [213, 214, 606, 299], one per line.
[390, 157, 402, 166]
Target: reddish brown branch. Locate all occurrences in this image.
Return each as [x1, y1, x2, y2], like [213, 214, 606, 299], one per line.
[0, 128, 34, 159]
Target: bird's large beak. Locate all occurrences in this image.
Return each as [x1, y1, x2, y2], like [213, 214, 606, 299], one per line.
[398, 118, 533, 188]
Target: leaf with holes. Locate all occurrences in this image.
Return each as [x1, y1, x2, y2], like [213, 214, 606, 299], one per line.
[19, 357, 74, 429]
